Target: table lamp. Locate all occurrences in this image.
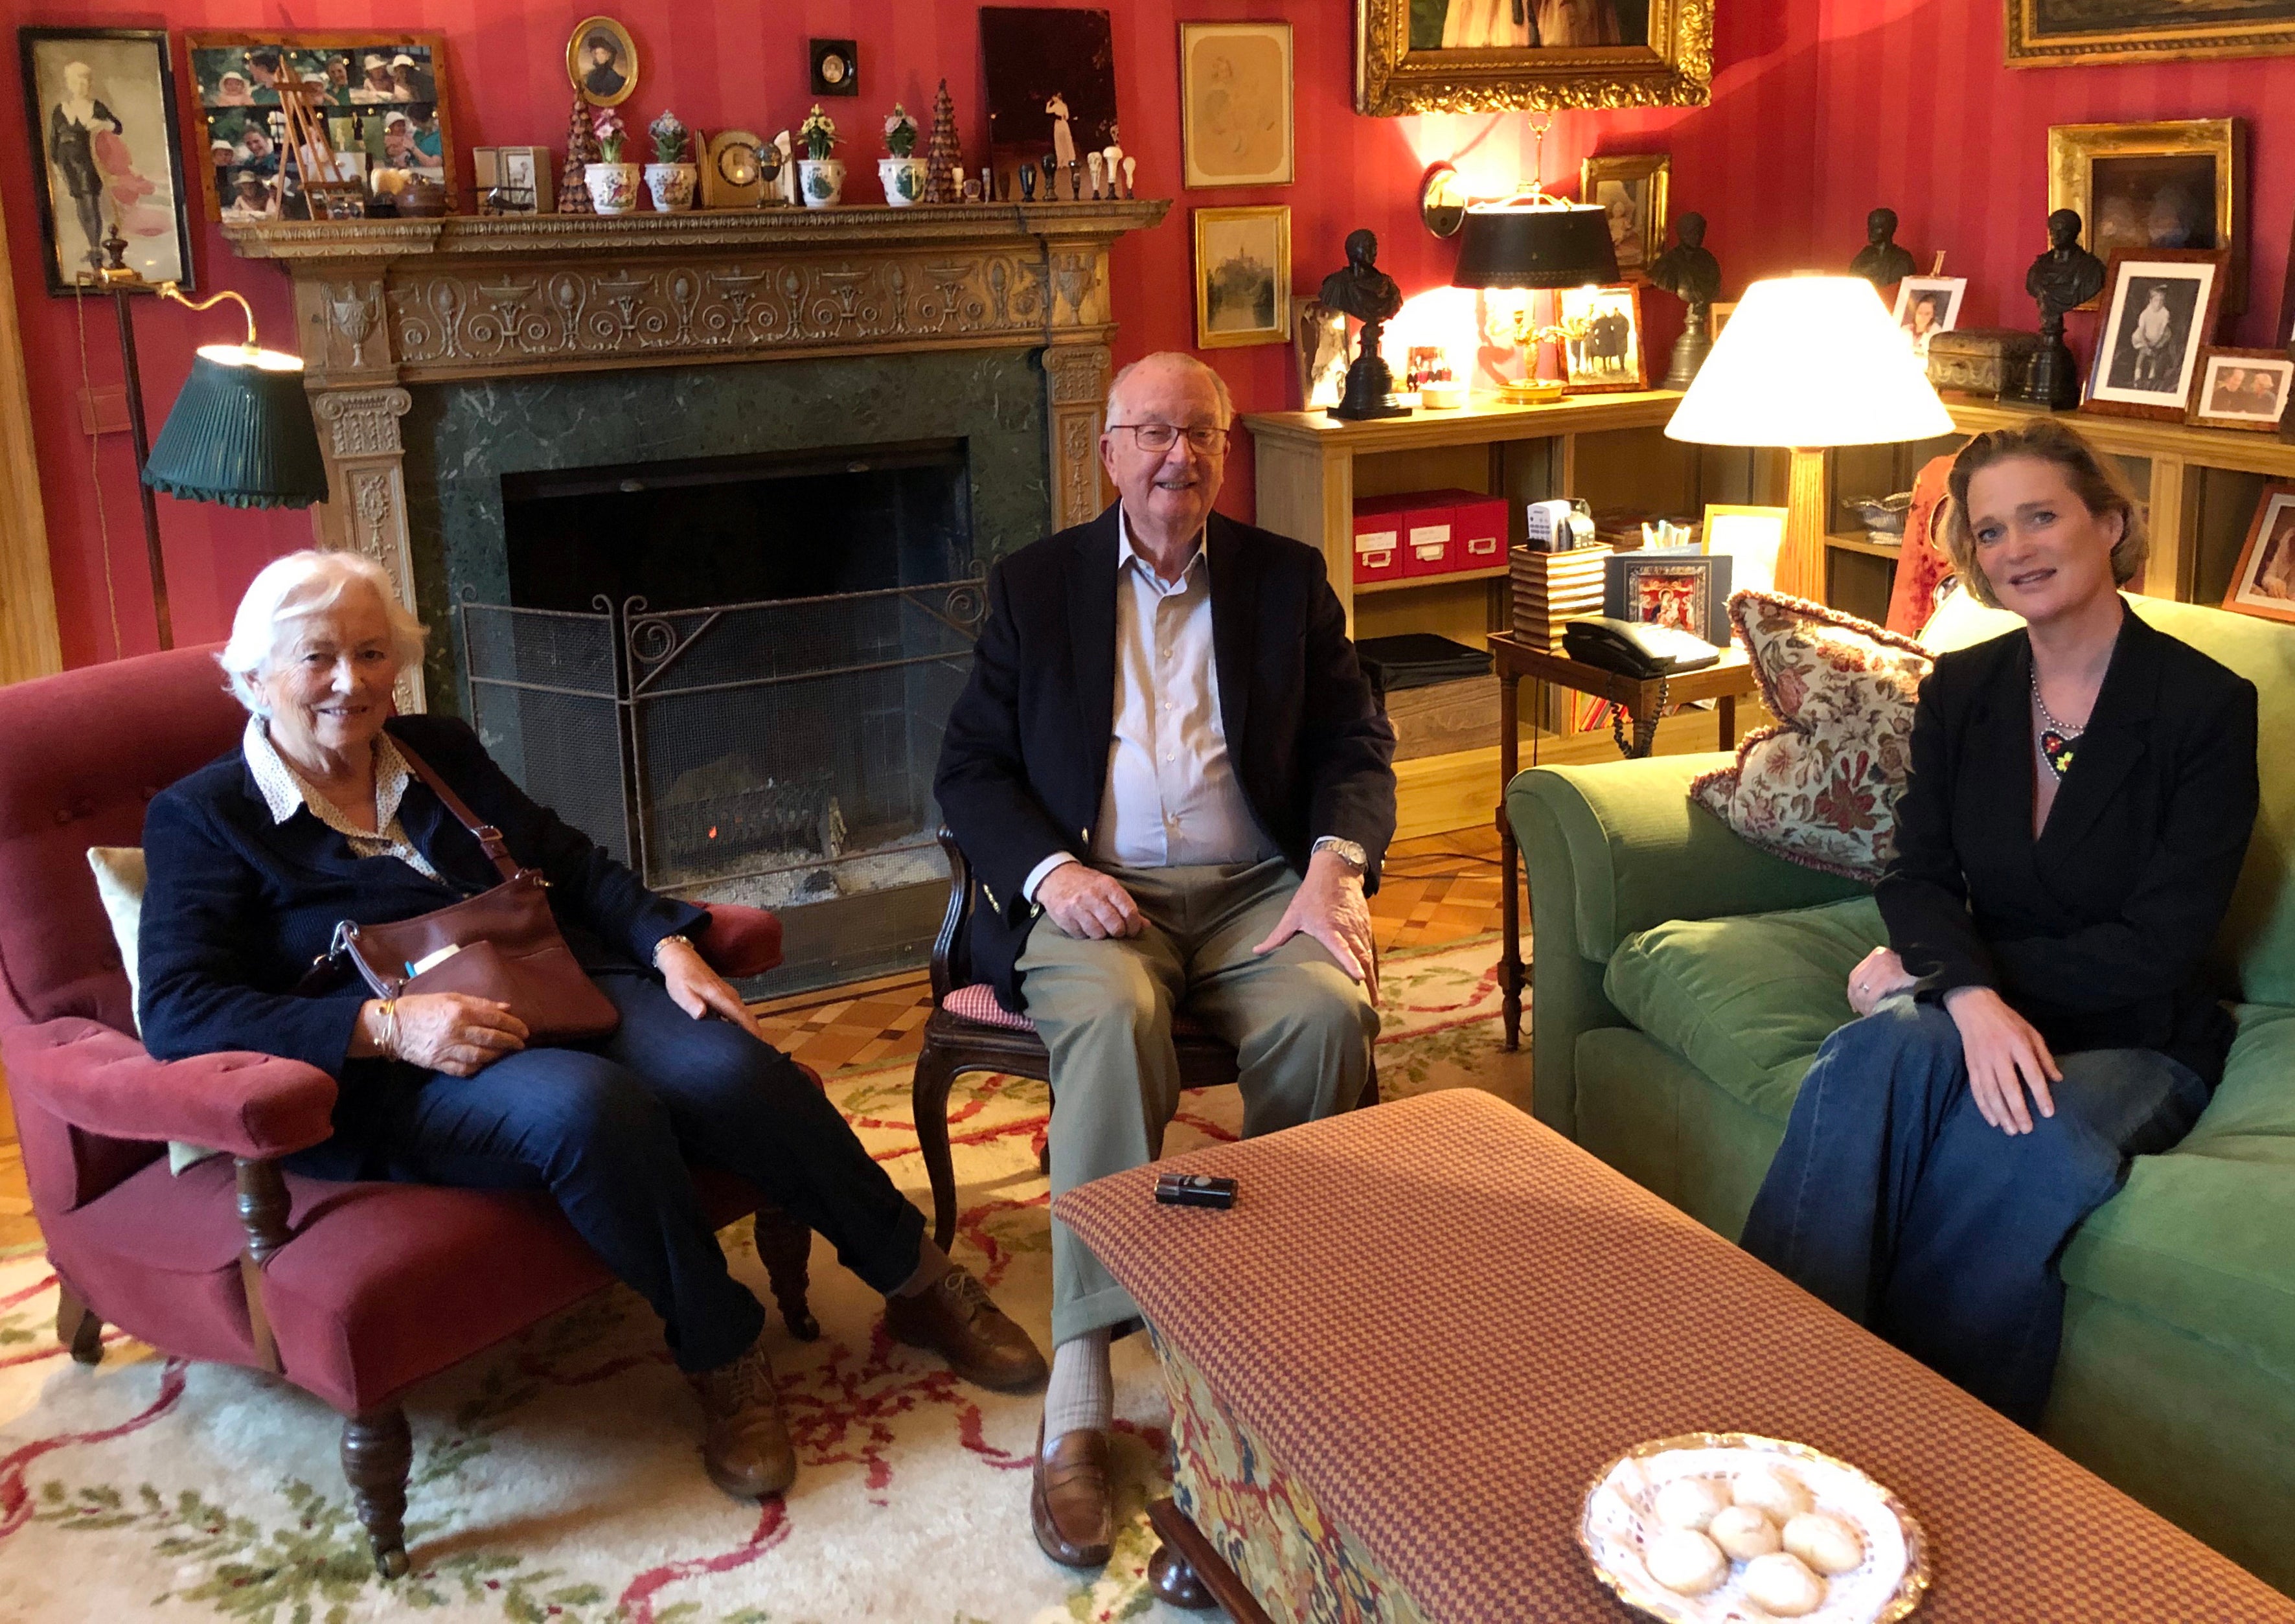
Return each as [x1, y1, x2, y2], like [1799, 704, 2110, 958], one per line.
[1664, 275, 1952, 603]
[1451, 199, 1619, 402]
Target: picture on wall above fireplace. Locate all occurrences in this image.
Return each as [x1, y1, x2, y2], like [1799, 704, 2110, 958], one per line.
[981, 7, 1117, 201]
[2007, 0, 2295, 68]
[1355, 0, 1713, 114]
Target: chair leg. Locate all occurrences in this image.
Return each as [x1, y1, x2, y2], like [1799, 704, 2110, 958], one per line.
[910, 1039, 964, 1252]
[753, 1207, 820, 1342]
[341, 1406, 413, 1579]
[55, 1283, 103, 1366]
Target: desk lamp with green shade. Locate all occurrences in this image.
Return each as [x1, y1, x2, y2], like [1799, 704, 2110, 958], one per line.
[1664, 274, 1952, 604]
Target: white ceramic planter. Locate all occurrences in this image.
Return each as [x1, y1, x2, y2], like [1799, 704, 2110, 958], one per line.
[797, 157, 845, 207]
[584, 162, 640, 214]
[643, 161, 696, 211]
[877, 156, 926, 206]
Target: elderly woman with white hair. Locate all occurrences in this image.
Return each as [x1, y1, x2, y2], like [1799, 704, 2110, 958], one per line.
[138, 551, 1043, 1500]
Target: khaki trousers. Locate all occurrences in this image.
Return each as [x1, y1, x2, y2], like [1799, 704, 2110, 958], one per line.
[1018, 857, 1378, 1345]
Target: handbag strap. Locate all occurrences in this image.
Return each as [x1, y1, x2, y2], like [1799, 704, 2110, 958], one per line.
[388, 735, 523, 885]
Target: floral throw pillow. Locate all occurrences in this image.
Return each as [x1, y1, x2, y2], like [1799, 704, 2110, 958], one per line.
[1691, 591, 1934, 880]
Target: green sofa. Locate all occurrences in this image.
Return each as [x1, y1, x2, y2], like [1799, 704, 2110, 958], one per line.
[1507, 592, 2295, 1592]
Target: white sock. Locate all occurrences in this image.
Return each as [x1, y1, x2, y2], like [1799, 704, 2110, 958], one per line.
[1042, 1329, 1113, 1452]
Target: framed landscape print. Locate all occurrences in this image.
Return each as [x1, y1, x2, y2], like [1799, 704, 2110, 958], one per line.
[1581, 152, 1668, 276]
[19, 28, 194, 294]
[1194, 205, 1290, 349]
[2222, 485, 2295, 624]
[1559, 282, 1646, 393]
[2187, 348, 2295, 434]
[1180, 22, 1292, 189]
[1892, 275, 1967, 360]
[2081, 249, 2228, 421]
[1356, 0, 1713, 114]
[2048, 119, 2246, 311]
[2007, 0, 2295, 68]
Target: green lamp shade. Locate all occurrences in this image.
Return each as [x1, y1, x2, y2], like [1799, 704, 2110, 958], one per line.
[1451, 202, 1620, 290]
[143, 345, 330, 509]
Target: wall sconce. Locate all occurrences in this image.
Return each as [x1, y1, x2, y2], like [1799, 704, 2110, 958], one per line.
[1421, 162, 1467, 237]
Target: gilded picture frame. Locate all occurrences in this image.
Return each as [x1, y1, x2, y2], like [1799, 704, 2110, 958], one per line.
[1581, 152, 1669, 276]
[2048, 119, 2246, 313]
[1194, 205, 1291, 350]
[567, 16, 637, 109]
[1355, 0, 1712, 115]
[2006, 0, 2295, 69]
[1180, 21, 1294, 189]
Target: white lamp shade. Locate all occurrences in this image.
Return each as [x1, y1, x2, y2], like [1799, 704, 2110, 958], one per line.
[1665, 275, 1955, 448]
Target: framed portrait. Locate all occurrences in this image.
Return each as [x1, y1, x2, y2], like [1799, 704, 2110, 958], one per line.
[567, 16, 637, 109]
[1294, 297, 1349, 409]
[1581, 152, 1668, 276]
[1891, 275, 1967, 361]
[2048, 119, 2246, 312]
[2007, 0, 2295, 68]
[1701, 504, 1787, 597]
[185, 32, 453, 222]
[1194, 205, 1291, 349]
[1558, 282, 1646, 393]
[983, 8, 1118, 202]
[2082, 250, 2228, 421]
[2186, 348, 2295, 434]
[1603, 549, 1731, 641]
[2222, 485, 2295, 624]
[808, 38, 858, 97]
[1355, 0, 1712, 115]
[18, 29, 194, 295]
[1180, 22, 1292, 190]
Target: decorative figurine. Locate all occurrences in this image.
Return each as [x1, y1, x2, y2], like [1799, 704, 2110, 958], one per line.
[979, 165, 994, 200]
[1040, 152, 1058, 201]
[1849, 207, 1917, 287]
[1087, 151, 1104, 198]
[557, 92, 600, 214]
[924, 78, 961, 202]
[1122, 155, 1136, 198]
[1648, 211, 1723, 389]
[2020, 207, 2108, 409]
[1047, 92, 1076, 175]
[1019, 161, 1037, 201]
[1068, 160, 1081, 200]
[1104, 144, 1123, 197]
[1320, 229, 1410, 421]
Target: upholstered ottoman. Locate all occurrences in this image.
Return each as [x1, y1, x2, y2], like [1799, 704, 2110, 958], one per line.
[1055, 1089, 2295, 1622]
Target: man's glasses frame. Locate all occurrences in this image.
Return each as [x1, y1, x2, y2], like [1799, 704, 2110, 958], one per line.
[1107, 422, 1231, 454]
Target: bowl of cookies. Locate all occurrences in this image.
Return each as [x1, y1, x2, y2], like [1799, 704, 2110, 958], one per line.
[1578, 1433, 1929, 1623]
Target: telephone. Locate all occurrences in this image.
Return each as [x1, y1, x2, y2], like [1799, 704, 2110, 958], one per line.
[1563, 616, 1723, 680]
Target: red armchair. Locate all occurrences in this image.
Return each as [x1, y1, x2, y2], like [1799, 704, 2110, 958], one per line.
[0, 644, 810, 1576]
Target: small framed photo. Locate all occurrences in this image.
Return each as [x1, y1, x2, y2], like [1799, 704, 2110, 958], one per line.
[2222, 484, 2295, 624]
[1891, 276, 1967, 361]
[1180, 21, 1292, 189]
[1294, 297, 1347, 410]
[1193, 205, 1290, 349]
[2048, 119, 2246, 312]
[1581, 153, 1669, 277]
[1559, 283, 1647, 393]
[1701, 504, 1788, 598]
[19, 28, 195, 295]
[474, 144, 552, 214]
[2081, 249, 2228, 421]
[809, 38, 858, 97]
[2187, 348, 2294, 434]
[567, 15, 637, 108]
[1605, 549, 1733, 641]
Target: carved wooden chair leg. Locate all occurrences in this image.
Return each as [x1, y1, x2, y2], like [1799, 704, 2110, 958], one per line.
[55, 1283, 104, 1366]
[753, 1207, 819, 1342]
[341, 1406, 414, 1579]
[909, 1039, 964, 1252]
[1148, 1540, 1216, 1610]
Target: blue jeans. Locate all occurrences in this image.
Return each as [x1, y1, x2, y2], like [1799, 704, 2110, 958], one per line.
[290, 971, 925, 1373]
[1739, 996, 2208, 1426]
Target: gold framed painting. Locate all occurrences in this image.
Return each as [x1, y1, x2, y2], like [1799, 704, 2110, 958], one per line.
[1180, 22, 1293, 189]
[1194, 205, 1292, 349]
[567, 16, 637, 109]
[1581, 152, 1669, 276]
[2007, 0, 2295, 67]
[1355, 0, 1712, 114]
[2048, 119, 2246, 312]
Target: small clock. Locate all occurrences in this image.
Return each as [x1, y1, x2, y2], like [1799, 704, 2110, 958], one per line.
[700, 129, 765, 209]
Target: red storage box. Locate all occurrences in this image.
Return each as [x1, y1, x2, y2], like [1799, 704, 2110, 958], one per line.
[1401, 502, 1457, 577]
[1437, 490, 1510, 573]
[1352, 496, 1410, 586]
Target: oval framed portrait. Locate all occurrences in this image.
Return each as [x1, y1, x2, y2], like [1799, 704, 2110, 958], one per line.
[567, 16, 635, 108]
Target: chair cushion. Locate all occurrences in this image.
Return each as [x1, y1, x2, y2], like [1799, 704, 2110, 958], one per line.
[1604, 894, 1888, 1120]
[943, 981, 1034, 1031]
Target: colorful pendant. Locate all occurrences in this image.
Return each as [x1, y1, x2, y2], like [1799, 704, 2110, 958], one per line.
[2040, 729, 2077, 777]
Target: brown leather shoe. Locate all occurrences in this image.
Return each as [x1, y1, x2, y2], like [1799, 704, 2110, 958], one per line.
[1031, 1421, 1113, 1568]
[884, 1266, 1049, 1391]
[687, 1337, 797, 1499]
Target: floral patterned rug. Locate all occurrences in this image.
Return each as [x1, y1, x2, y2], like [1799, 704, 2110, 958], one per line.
[0, 935, 1525, 1624]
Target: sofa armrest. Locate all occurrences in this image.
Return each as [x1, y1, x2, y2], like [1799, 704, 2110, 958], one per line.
[696, 903, 783, 979]
[0, 1018, 337, 1160]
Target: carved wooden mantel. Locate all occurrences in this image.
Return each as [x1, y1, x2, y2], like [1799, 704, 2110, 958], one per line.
[224, 200, 1168, 707]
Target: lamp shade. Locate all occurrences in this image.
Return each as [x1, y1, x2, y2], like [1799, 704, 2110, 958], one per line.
[143, 344, 329, 508]
[1451, 201, 1620, 290]
[1664, 275, 1954, 448]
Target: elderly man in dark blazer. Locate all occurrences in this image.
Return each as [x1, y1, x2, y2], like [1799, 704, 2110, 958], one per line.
[935, 351, 1396, 1566]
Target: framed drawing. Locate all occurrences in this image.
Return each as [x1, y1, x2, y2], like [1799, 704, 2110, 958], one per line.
[1603, 549, 1731, 641]
[1180, 22, 1292, 189]
[1701, 503, 1787, 597]
[1355, 0, 1713, 114]
[568, 17, 636, 108]
[2081, 249, 2228, 422]
[2222, 485, 2295, 624]
[1891, 275, 1967, 360]
[1559, 282, 1646, 392]
[2186, 348, 2294, 434]
[1194, 205, 1291, 349]
[2048, 119, 2246, 312]
[2007, 0, 2295, 68]
[19, 28, 193, 294]
[1581, 152, 1668, 275]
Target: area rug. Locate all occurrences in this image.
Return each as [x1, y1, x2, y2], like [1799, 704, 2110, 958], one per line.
[0, 935, 1525, 1623]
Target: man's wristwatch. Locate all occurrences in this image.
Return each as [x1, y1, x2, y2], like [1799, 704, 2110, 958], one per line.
[1312, 836, 1368, 874]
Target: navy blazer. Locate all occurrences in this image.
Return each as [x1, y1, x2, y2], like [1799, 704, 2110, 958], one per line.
[933, 503, 1398, 1010]
[1878, 606, 2259, 1084]
[139, 713, 704, 1078]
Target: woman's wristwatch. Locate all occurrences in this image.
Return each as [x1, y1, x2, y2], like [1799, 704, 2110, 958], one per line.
[652, 933, 695, 968]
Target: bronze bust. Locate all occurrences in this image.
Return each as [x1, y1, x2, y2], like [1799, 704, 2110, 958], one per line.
[1649, 211, 1722, 388]
[2020, 209, 2108, 409]
[1321, 229, 1410, 420]
[1849, 207, 1917, 287]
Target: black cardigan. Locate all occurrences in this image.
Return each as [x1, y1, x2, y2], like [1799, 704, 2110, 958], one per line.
[1878, 607, 2259, 1083]
[138, 713, 704, 1078]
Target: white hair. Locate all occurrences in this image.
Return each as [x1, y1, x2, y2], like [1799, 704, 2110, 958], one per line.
[218, 549, 426, 714]
[1104, 352, 1233, 431]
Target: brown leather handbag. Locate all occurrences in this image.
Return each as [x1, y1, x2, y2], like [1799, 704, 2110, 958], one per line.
[324, 739, 622, 1042]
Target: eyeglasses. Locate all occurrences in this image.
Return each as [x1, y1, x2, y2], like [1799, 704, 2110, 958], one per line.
[1108, 422, 1230, 454]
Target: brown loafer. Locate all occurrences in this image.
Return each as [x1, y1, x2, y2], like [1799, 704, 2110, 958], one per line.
[687, 1336, 797, 1499]
[1031, 1421, 1113, 1569]
[884, 1266, 1049, 1392]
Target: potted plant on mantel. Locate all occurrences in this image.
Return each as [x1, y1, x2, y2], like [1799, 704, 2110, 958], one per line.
[878, 104, 924, 207]
[584, 108, 638, 214]
[797, 104, 842, 208]
[645, 110, 696, 211]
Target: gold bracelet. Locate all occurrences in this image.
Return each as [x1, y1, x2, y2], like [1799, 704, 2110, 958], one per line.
[377, 997, 398, 1057]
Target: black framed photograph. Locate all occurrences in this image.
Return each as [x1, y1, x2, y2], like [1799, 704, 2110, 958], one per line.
[809, 38, 858, 96]
[1604, 549, 1732, 641]
[2081, 249, 2229, 422]
[19, 27, 194, 295]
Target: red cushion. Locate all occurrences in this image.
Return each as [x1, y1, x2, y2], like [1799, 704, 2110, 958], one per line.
[942, 982, 1035, 1031]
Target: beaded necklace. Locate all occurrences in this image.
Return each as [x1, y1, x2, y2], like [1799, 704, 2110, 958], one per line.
[2031, 667, 2083, 779]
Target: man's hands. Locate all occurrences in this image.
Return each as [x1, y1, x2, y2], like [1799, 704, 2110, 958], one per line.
[656, 936, 764, 1036]
[1945, 985, 2061, 1135]
[1846, 946, 1918, 1017]
[1252, 849, 1378, 1001]
[1038, 860, 1147, 940]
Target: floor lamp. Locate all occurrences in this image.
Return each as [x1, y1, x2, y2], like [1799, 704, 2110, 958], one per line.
[1663, 276, 1952, 604]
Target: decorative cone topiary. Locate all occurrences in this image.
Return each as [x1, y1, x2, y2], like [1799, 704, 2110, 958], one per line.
[924, 78, 960, 202]
[558, 92, 599, 213]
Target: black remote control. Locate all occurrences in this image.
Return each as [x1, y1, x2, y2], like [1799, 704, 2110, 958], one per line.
[1154, 1172, 1237, 1209]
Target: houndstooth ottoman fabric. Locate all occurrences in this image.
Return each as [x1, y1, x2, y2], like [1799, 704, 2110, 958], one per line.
[1055, 1089, 2295, 1623]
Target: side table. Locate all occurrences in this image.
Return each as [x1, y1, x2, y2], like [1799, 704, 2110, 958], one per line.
[1488, 632, 1761, 1049]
